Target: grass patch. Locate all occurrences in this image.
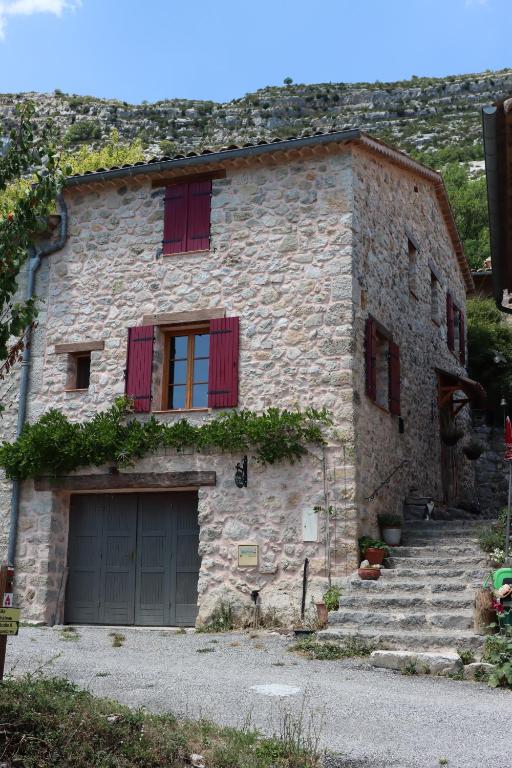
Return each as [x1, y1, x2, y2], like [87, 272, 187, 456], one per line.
[196, 601, 235, 633]
[58, 626, 79, 642]
[109, 632, 126, 648]
[196, 647, 216, 654]
[458, 649, 476, 666]
[290, 636, 375, 661]
[0, 676, 319, 767]
[401, 661, 418, 676]
[95, 671, 111, 678]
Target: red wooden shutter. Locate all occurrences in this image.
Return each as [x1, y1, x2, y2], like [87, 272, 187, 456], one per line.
[388, 341, 401, 416]
[163, 183, 188, 255]
[125, 325, 154, 413]
[446, 292, 455, 352]
[365, 317, 377, 401]
[186, 180, 212, 252]
[208, 317, 239, 408]
[459, 310, 466, 365]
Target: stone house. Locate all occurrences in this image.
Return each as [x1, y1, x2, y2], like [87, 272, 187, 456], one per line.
[0, 129, 478, 627]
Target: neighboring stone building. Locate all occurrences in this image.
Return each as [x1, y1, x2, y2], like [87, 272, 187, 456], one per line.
[0, 129, 478, 627]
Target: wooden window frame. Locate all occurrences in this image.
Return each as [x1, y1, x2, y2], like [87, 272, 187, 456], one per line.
[161, 323, 210, 411]
[66, 351, 91, 392]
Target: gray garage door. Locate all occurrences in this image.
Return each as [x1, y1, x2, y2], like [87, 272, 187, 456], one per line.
[65, 492, 200, 626]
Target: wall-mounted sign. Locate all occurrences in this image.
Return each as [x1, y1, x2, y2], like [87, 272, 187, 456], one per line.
[238, 544, 259, 567]
[0, 607, 20, 636]
[302, 508, 319, 542]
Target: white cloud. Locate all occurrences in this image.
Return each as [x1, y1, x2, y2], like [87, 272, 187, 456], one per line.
[0, 0, 81, 39]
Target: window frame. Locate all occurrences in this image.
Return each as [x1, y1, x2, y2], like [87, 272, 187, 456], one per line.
[161, 323, 210, 411]
[66, 351, 91, 392]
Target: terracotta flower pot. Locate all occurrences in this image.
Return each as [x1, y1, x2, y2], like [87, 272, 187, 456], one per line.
[364, 547, 386, 565]
[358, 567, 381, 581]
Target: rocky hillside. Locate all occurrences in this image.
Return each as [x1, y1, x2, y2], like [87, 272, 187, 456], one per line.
[1, 68, 512, 165]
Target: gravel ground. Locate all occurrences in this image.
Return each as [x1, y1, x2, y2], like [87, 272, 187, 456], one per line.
[5, 625, 511, 768]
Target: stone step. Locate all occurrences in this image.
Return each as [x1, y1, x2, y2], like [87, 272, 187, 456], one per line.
[317, 626, 485, 652]
[402, 521, 488, 533]
[338, 594, 475, 611]
[328, 608, 474, 631]
[347, 579, 478, 594]
[387, 555, 488, 569]
[380, 559, 490, 583]
[391, 545, 483, 557]
[400, 537, 482, 547]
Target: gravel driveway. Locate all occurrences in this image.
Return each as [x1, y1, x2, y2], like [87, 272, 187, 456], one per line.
[5, 626, 511, 768]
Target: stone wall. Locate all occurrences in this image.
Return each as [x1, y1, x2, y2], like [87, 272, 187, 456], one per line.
[472, 412, 509, 516]
[1, 147, 360, 623]
[350, 147, 474, 537]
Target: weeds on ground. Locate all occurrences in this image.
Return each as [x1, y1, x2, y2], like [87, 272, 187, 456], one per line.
[196, 601, 235, 633]
[290, 636, 375, 661]
[95, 672, 111, 678]
[458, 649, 476, 666]
[0, 676, 319, 767]
[482, 630, 512, 688]
[196, 647, 216, 654]
[58, 627, 79, 642]
[401, 661, 418, 676]
[109, 632, 125, 648]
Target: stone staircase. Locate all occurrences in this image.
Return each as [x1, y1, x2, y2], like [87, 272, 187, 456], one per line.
[319, 519, 493, 651]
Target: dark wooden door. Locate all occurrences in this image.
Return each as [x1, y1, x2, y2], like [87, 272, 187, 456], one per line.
[65, 492, 199, 626]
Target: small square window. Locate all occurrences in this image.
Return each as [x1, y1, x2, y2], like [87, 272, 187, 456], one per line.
[67, 352, 91, 390]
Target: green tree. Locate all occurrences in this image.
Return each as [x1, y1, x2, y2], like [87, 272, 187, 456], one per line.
[0, 102, 63, 371]
[467, 298, 512, 412]
[443, 163, 490, 271]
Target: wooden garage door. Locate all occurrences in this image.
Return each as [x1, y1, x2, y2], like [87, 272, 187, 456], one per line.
[65, 492, 200, 626]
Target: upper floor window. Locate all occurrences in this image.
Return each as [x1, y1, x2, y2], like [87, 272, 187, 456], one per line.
[125, 316, 239, 413]
[408, 238, 418, 297]
[446, 292, 466, 365]
[163, 180, 212, 256]
[365, 316, 401, 415]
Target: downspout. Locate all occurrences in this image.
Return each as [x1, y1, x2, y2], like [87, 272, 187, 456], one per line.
[7, 194, 68, 566]
[482, 105, 512, 314]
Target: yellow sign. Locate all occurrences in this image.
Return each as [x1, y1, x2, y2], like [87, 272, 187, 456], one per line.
[0, 608, 20, 622]
[238, 544, 259, 567]
[0, 620, 18, 636]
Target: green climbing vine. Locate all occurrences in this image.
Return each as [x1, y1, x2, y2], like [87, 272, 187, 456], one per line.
[0, 397, 332, 480]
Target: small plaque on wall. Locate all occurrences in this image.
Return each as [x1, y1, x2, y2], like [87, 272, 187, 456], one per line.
[238, 544, 259, 567]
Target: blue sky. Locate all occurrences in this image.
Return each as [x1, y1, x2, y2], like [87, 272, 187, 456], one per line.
[0, 0, 508, 103]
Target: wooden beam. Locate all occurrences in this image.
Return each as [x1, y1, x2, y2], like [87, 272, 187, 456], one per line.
[54, 341, 105, 355]
[151, 169, 226, 188]
[142, 307, 225, 327]
[34, 471, 216, 492]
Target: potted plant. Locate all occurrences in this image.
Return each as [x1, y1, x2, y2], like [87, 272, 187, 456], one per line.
[378, 513, 403, 546]
[440, 413, 464, 446]
[358, 561, 382, 581]
[462, 439, 485, 461]
[358, 536, 389, 565]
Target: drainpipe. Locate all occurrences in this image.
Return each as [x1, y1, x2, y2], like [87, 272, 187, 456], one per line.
[7, 195, 68, 566]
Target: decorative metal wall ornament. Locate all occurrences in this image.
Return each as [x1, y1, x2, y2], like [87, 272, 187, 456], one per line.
[235, 455, 248, 488]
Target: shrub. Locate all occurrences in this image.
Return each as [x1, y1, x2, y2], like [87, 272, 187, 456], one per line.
[64, 120, 102, 146]
[479, 510, 507, 555]
[467, 298, 512, 413]
[482, 631, 512, 688]
[322, 585, 341, 612]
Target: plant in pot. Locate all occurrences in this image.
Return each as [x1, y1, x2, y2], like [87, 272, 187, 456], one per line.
[378, 513, 403, 546]
[358, 560, 382, 580]
[358, 536, 389, 566]
[462, 438, 485, 461]
[314, 585, 342, 628]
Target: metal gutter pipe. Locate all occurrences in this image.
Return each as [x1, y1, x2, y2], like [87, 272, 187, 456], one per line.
[7, 195, 68, 566]
[482, 105, 512, 314]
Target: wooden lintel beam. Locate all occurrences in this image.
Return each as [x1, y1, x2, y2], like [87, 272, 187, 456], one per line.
[54, 341, 105, 355]
[34, 471, 216, 492]
[151, 169, 226, 188]
[142, 307, 225, 327]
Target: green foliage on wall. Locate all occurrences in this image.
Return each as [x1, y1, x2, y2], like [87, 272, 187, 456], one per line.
[0, 397, 332, 480]
[467, 298, 512, 412]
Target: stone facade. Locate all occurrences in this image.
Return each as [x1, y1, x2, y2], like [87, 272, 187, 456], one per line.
[0, 137, 474, 626]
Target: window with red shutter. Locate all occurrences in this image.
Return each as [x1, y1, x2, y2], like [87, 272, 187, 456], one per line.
[162, 180, 212, 256]
[446, 292, 455, 352]
[365, 317, 376, 401]
[389, 341, 401, 416]
[208, 317, 240, 409]
[459, 310, 466, 366]
[125, 326, 154, 412]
